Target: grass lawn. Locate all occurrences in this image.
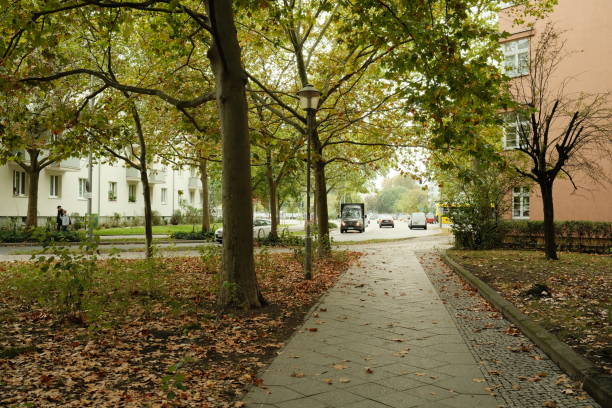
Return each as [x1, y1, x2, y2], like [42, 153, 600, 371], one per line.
[448, 249, 612, 375]
[0, 251, 358, 406]
[94, 223, 221, 236]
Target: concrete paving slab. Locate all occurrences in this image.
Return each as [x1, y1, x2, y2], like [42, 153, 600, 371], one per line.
[243, 238, 599, 407]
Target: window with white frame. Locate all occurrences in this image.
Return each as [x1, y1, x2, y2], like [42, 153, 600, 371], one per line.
[78, 178, 88, 199]
[189, 189, 195, 204]
[512, 187, 530, 219]
[503, 113, 530, 149]
[502, 38, 529, 78]
[49, 175, 61, 198]
[108, 182, 117, 201]
[13, 170, 27, 196]
[128, 184, 137, 203]
[161, 188, 167, 204]
[189, 167, 196, 177]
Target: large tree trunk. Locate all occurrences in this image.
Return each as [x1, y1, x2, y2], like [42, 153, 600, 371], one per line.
[199, 158, 210, 232]
[540, 182, 558, 260]
[265, 151, 278, 239]
[25, 161, 40, 228]
[207, 0, 265, 308]
[312, 144, 330, 256]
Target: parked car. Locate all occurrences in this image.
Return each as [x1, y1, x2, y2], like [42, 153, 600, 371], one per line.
[425, 212, 436, 224]
[409, 212, 427, 229]
[379, 216, 395, 228]
[215, 218, 272, 243]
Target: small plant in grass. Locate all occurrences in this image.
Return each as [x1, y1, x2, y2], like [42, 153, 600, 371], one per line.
[161, 357, 192, 400]
[256, 246, 277, 278]
[29, 238, 101, 322]
[198, 245, 221, 273]
[1, 238, 170, 327]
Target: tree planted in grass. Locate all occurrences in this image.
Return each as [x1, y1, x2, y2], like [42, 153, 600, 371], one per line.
[508, 25, 612, 260]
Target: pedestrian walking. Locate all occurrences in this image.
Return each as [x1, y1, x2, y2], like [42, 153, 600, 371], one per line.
[60, 209, 71, 231]
[56, 205, 63, 232]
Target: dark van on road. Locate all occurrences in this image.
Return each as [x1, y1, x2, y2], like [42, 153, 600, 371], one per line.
[340, 203, 366, 233]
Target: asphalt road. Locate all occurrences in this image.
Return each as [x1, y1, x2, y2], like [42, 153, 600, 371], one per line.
[330, 220, 445, 242]
[0, 221, 449, 261]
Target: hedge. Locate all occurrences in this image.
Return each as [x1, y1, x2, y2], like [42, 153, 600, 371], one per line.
[170, 231, 215, 241]
[0, 228, 85, 243]
[499, 220, 612, 253]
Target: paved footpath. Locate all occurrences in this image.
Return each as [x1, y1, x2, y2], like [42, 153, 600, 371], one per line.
[242, 238, 600, 408]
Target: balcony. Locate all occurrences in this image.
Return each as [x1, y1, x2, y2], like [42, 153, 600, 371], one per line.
[188, 176, 201, 189]
[47, 157, 81, 172]
[126, 167, 140, 181]
[148, 169, 166, 184]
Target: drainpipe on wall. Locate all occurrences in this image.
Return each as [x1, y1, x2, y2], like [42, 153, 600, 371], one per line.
[97, 162, 101, 220]
[172, 170, 175, 215]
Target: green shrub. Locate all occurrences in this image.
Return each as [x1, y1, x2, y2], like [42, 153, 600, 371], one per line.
[151, 211, 163, 226]
[328, 222, 337, 230]
[0, 227, 85, 243]
[450, 206, 503, 250]
[170, 231, 215, 241]
[170, 210, 182, 226]
[258, 232, 305, 247]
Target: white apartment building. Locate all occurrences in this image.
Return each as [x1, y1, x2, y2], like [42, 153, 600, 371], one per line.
[1, 157, 205, 226]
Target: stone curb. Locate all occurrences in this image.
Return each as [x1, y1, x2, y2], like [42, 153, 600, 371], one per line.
[441, 251, 612, 408]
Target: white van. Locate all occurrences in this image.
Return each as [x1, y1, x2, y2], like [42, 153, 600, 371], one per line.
[409, 212, 427, 230]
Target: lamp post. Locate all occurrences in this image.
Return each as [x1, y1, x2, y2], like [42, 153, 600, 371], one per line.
[297, 84, 321, 280]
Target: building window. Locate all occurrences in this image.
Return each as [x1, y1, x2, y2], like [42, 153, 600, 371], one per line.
[78, 178, 88, 199]
[503, 113, 530, 149]
[512, 187, 530, 219]
[189, 189, 195, 204]
[128, 184, 137, 203]
[161, 188, 167, 205]
[502, 38, 529, 78]
[13, 170, 27, 196]
[189, 167, 197, 177]
[49, 175, 61, 198]
[108, 182, 117, 201]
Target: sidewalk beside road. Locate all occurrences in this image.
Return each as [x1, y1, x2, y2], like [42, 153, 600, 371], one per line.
[241, 239, 600, 408]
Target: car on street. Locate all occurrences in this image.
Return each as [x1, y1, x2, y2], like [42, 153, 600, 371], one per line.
[215, 218, 272, 243]
[426, 212, 436, 224]
[379, 216, 395, 228]
[409, 212, 427, 229]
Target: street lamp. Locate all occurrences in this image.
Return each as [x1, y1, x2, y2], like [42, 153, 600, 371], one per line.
[297, 84, 321, 280]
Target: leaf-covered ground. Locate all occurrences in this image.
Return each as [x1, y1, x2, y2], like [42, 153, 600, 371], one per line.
[0, 251, 359, 407]
[448, 249, 611, 375]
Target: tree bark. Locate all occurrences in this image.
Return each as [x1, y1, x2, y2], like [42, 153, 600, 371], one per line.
[265, 150, 278, 239]
[24, 151, 40, 228]
[540, 182, 558, 260]
[312, 140, 330, 256]
[199, 158, 210, 232]
[207, 0, 264, 308]
[124, 92, 154, 259]
[140, 168, 153, 258]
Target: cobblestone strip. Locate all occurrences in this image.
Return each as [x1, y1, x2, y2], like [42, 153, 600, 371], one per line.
[418, 251, 600, 408]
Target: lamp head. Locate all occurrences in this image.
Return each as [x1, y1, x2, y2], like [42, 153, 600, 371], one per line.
[297, 84, 321, 111]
